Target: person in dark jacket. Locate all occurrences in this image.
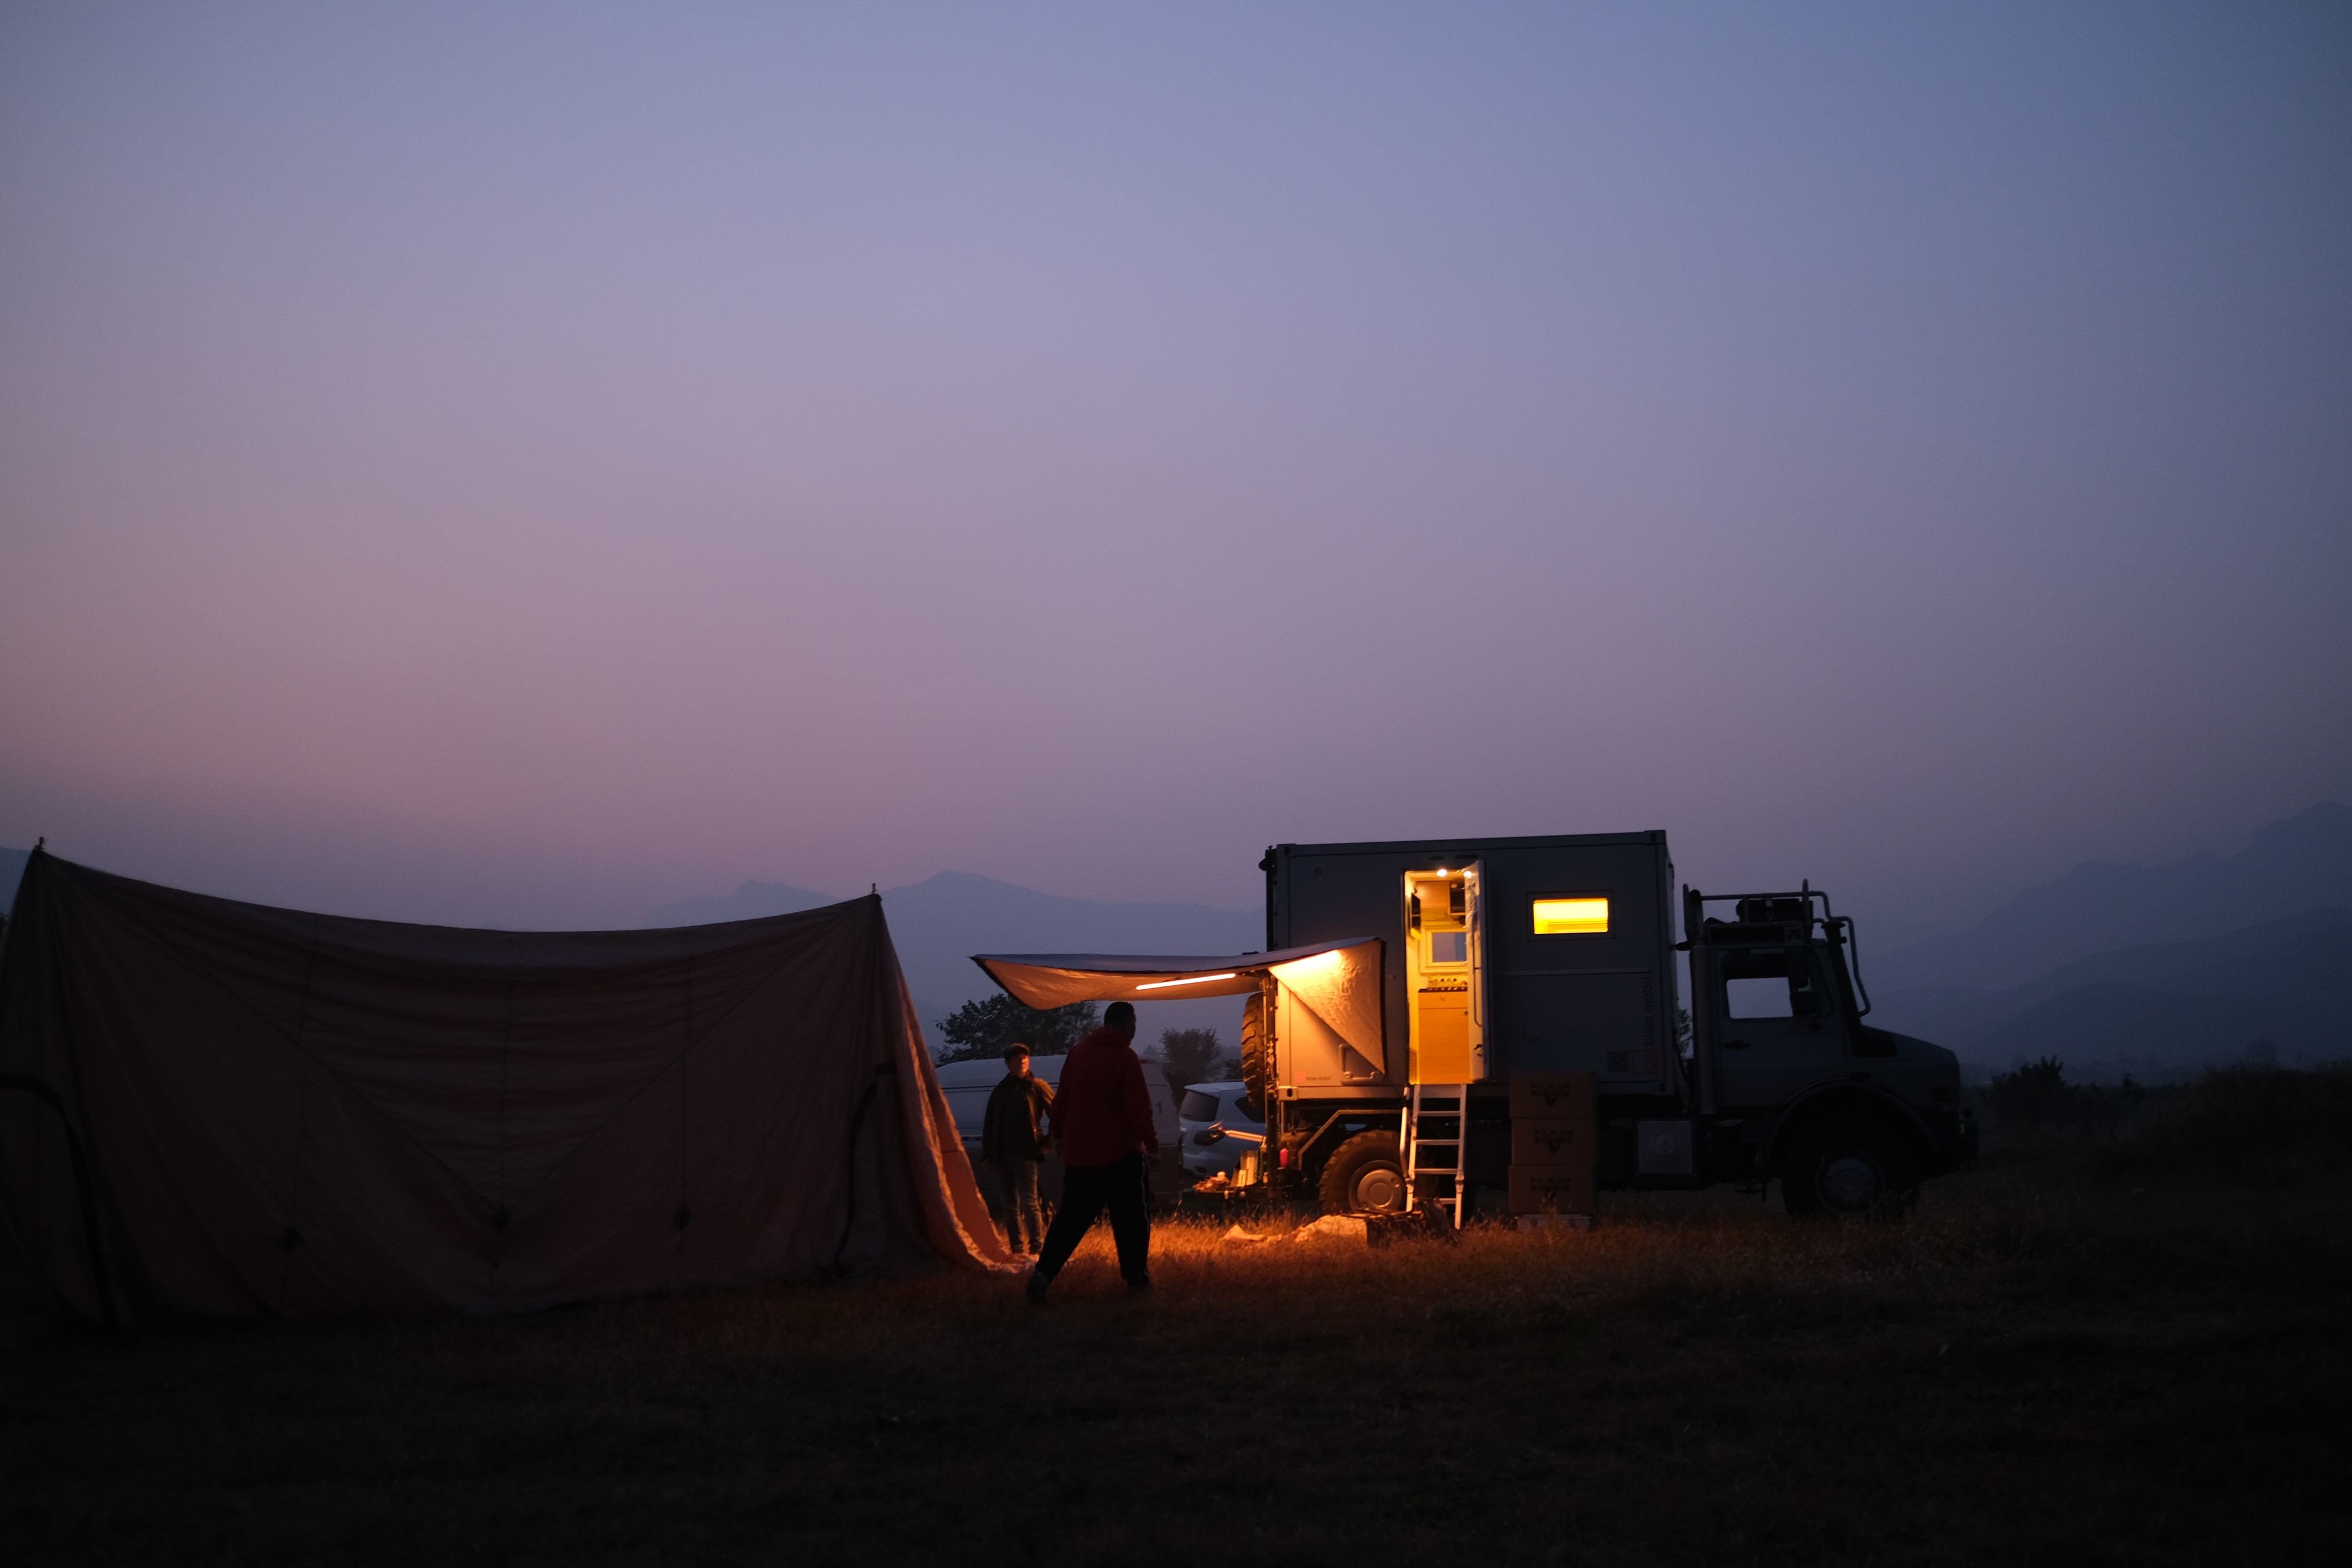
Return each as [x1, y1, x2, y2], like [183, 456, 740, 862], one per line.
[980, 1044, 1054, 1254]
[1027, 1001, 1158, 1300]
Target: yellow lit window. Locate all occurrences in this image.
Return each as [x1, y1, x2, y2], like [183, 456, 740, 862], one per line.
[1532, 897, 1609, 935]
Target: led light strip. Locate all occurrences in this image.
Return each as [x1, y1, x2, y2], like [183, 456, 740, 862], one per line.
[1134, 972, 1239, 991]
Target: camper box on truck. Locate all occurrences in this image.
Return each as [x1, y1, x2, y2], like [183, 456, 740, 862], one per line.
[1262, 833, 1679, 1098]
[1259, 832, 1679, 1214]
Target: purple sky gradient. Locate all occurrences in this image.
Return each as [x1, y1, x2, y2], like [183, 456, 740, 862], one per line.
[3, 3, 2348, 931]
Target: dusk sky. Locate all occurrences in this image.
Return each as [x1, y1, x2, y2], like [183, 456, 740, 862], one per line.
[3, 2, 2347, 934]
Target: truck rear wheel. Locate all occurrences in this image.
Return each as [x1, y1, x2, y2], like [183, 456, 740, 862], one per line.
[1780, 1116, 1918, 1218]
[1239, 990, 1270, 1122]
[1318, 1130, 1407, 1214]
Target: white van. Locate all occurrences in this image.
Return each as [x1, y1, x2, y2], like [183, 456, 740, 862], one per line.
[934, 1052, 1184, 1208]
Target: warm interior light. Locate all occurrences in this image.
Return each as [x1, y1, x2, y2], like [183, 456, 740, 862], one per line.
[1532, 897, 1609, 935]
[1135, 971, 1239, 991]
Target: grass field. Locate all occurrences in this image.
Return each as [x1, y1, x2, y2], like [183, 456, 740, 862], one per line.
[5, 1073, 2350, 1566]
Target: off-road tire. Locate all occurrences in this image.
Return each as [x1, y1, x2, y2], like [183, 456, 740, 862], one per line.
[1318, 1130, 1407, 1215]
[1780, 1116, 1919, 1218]
[1239, 990, 1271, 1122]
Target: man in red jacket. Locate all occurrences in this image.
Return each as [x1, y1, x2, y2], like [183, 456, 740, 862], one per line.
[1027, 1001, 1159, 1300]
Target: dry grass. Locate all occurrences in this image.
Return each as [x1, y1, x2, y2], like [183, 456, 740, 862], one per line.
[4, 1141, 2349, 1566]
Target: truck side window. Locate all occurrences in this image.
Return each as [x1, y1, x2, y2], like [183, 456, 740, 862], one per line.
[1722, 949, 1827, 1021]
[1726, 975, 1793, 1019]
[1723, 948, 1796, 1019]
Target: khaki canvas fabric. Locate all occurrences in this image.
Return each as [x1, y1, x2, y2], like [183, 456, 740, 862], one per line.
[974, 938, 1385, 1064]
[0, 851, 1011, 1322]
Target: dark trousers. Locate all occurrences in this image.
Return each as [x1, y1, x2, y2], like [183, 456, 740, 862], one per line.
[993, 1157, 1046, 1253]
[1034, 1153, 1151, 1284]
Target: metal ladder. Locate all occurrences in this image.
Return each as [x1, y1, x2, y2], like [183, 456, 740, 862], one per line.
[1402, 1083, 1469, 1229]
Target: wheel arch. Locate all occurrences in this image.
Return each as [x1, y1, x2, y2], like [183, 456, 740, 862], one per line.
[1761, 1085, 1939, 1181]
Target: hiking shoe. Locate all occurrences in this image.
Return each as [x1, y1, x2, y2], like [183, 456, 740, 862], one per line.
[1024, 1268, 1050, 1305]
[1125, 1275, 1153, 1294]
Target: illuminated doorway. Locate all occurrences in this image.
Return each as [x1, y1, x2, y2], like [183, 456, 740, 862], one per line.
[1404, 863, 1485, 1082]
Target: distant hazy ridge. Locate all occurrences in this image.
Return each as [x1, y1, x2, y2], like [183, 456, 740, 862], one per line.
[1866, 803, 2352, 1079]
[9, 806, 2345, 1082]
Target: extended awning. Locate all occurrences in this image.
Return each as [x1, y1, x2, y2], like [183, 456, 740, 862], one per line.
[972, 937, 1385, 1066]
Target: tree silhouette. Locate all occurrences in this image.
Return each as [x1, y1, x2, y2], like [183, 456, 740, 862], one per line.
[1150, 1027, 1236, 1093]
[933, 994, 1100, 1064]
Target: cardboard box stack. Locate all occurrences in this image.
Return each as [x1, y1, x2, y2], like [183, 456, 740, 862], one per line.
[1508, 1071, 1596, 1218]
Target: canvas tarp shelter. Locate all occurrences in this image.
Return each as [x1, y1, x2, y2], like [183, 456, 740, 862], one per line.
[973, 938, 1386, 1065]
[0, 851, 1011, 1323]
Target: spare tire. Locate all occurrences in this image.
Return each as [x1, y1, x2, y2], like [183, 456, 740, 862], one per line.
[1318, 1130, 1407, 1215]
[1239, 989, 1271, 1122]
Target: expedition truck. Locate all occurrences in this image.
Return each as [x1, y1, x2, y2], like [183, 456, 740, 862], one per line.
[973, 830, 1975, 1221]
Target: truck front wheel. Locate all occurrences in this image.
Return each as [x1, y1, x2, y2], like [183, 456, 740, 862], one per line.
[1780, 1117, 1918, 1218]
[1318, 1130, 1407, 1214]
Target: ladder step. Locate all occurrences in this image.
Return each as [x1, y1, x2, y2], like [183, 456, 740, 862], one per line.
[1405, 1083, 1474, 1229]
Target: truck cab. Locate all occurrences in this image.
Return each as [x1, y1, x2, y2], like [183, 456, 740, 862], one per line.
[1685, 889, 1973, 1213]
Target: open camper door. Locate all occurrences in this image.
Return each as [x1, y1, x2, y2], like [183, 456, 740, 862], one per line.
[1403, 861, 1486, 1083]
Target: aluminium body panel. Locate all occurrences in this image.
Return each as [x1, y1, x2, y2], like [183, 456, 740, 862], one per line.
[1265, 831, 1683, 1101]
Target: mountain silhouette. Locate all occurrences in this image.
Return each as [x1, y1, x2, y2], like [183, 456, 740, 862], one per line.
[1867, 802, 2352, 993]
[18, 802, 2341, 1079]
[1873, 907, 2352, 1080]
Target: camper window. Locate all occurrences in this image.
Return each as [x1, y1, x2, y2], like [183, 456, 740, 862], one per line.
[1532, 896, 1609, 935]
